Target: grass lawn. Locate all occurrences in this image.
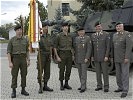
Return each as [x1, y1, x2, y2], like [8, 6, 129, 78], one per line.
[0, 40, 9, 43]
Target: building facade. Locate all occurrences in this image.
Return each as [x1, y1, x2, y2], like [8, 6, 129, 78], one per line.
[47, 0, 82, 32]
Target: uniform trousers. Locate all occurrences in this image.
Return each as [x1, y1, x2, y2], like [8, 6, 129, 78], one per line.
[94, 61, 109, 89]
[115, 62, 130, 93]
[76, 63, 88, 90]
[11, 54, 27, 88]
[58, 50, 72, 81]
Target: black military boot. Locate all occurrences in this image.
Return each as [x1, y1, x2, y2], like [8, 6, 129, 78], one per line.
[21, 87, 29, 96]
[60, 80, 64, 90]
[11, 88, 16, 98]
[64, 80, 72, 90]
[38, 83, 43, 94]
[43, 82, 53, 92]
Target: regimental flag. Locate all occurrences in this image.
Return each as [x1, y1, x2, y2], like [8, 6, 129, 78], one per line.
[28, 0, 42, 48]
[28, 0, 35, 43]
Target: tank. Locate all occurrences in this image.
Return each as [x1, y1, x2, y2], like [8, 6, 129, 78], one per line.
[84, 0, 133, 32]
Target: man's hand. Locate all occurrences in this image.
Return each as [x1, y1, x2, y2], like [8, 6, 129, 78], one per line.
[9, 62, 13, 68]
[84, 59, 88, 63]
[104, 57, 108, 62]
[124, 59, 129, 64]
[50, 55, 53, 60]
[27, 60, 30, 67]
[91, 57, 94, 61]
[57, 56, 61, 62]
[72, 56, 74, 61]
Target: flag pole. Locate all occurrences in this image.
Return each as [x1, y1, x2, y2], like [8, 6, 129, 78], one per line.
[36, 2, 43, 93]
[38, 39, 43, 93]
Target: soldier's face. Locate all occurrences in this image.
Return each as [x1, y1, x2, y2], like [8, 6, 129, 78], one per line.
[116, 24, 124, 32]
[95, 24, 102, 32]
[62, 26, 68, 32]
[42, 26, 48, 34]
[16, 28, 22, 36]
[78, 30, 85, 36]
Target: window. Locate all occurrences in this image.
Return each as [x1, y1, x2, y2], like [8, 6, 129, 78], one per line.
[62, 3, 69, 16]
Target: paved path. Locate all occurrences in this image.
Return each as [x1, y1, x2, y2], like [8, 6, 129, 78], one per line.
[0, 56, 133, 100]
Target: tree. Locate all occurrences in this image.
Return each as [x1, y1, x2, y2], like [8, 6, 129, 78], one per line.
[0, 27, 7, 39]
[24, 16, 29, 35]
[15, 15, 25, 35]
[70, 0, 124, 28]
[37, 0, 48, 22]
[0, 23, 14, 39]
[14, 0, 48, 36]
[52, 6, 65, 32]
[76, 0, 124, 11]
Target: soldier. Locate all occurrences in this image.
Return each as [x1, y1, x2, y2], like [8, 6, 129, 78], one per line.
[73, 27, 92, 93]
[91, 21, 110, 92]
[7, 25, 30, 98]
[54, 22, 73, 90]
[37, 22, 53, 93]
[112, 22, 132, 98]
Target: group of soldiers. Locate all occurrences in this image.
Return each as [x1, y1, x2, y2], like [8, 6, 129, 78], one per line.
[7, 21, 133, 98]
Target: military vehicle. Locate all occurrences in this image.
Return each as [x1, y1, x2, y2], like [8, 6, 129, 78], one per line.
[83, 0, 133, 74]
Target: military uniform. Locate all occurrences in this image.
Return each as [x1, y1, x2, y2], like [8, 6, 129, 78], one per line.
[112, 31, 132, 94]
[7, 36, 29, 88]
[54, 32, 73, 90]
[37, 33, 53, 93]
[91, 31, 110, 91]
[74, 34, 92, 92]
[7, 25, 29, 98]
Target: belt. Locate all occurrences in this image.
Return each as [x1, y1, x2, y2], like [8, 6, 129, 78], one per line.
[59, 50, 71, 53]
[59, 50, 71, 51]
[40, 50, 50, 53]
[12, 54, 26, 57]
[41, 52, 50, 55]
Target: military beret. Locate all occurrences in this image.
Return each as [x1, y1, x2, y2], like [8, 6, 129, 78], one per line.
[14, 25, 22, 31]
[77, 27, 84, 31]
[94, 21, 101, 27]
[115, 22, 123, 26]
[62, 22, 69, 26]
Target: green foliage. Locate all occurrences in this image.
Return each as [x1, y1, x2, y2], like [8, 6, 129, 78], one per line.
[37, 0, 48, 22]
[0, 40, 9, 43]
[0, 23, 13, 39]
[70, 0, 124, 28]
[0, 1, 48, 39]
[52, 7, 65, 32]
[54, 7, 63, 21]
[24, 16, 29, 35]
[0, 27, 7, 39]
[14, 15, 25, 35]
[76, 0, 124, 11]
[14, 0, 48, 35]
